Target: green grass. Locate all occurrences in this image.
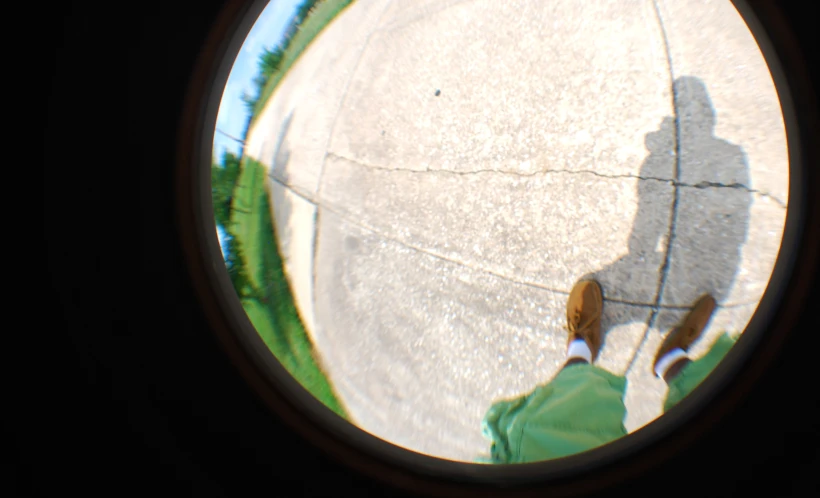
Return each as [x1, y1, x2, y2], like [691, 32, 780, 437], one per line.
[250, 0, 354, 123]
[228, 157, 348, 420]
[217, 0, 355, 420]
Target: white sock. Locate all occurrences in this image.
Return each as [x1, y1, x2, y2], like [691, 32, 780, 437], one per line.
[654, 348, 689, 378]
[567, 339, 592, 363]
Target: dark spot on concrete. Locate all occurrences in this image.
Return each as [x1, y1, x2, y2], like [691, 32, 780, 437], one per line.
[345, 236, 360, 251]
[435, 89, 441, 96]
[381, 130, 385, 136]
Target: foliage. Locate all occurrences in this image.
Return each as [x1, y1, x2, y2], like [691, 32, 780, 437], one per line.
[227, 157, 349, 419]
[211, 151, 242, 228]
[259, 45, 285, 79]
[243, 0, 354, 118]
[293, 0, 320, 25]
[210, 2, 356, 417]
[223, 231, 253, 298]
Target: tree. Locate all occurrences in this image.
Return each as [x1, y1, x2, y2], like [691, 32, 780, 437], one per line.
[240, 90, 257, 113]
[223, 233, 267, 301]
[224, 232, 251, 296]
[258, 46, 285, 79]
[294, 0, 320, 25]
[211, 151, 242, 228]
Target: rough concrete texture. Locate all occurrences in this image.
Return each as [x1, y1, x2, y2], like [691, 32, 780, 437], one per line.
[330, 0, 673, 177]
[241, 0, 789, 462]
[245, 0, 395, 197]
[313, 209, 653, 461]
[320, 152, 676, 304]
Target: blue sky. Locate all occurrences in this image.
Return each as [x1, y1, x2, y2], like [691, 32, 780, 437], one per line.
[214, 0, 304, 257]
[217, 224, 230, 258]
[212, 0, 304, 163]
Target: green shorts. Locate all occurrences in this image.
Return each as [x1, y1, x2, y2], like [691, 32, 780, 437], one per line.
[479, 332, 737, 464]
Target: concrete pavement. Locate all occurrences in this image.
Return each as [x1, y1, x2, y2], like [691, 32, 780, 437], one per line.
[243, 0, 788, 462]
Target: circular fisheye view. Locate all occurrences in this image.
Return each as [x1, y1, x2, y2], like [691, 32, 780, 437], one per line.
[210, 0, 788, 464]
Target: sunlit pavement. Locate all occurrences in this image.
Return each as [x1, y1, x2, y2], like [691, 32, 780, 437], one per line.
[244, 0, 788, 461]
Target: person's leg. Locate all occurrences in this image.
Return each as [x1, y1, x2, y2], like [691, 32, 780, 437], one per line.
[481, 280, 628, 464]
[653, 295, 738, 412]
[661, 333, 737, 412]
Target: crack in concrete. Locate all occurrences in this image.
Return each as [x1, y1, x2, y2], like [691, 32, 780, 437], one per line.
[318, 201, 761, 311]
[684, 180, 787, 207]
[320, 201, 573, 293]
[317, 0, 396, 203]
[604, 296, 756, 310]
[324, 152, 786, 206]
[328, 151, 645, 179]
[625, 0, 679, 375]
[313, 0, 397, 321]
[269, 174, 317, 205]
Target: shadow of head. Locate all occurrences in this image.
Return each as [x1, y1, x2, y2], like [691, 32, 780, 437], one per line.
[580, 75, 752, 334]
[674, 76, 716, 138]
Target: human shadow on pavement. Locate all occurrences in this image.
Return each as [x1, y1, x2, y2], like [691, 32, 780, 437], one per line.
[582, 76, 752, 338]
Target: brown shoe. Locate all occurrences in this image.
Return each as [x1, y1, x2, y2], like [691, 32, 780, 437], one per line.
[653, 295, 717, 375]
[566, 280, 604, 362]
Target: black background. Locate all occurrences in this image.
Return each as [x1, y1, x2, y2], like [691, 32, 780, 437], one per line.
[37, 1, 818, 496]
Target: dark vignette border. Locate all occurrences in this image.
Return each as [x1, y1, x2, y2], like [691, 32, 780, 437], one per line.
[174, 0, 818, 495]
